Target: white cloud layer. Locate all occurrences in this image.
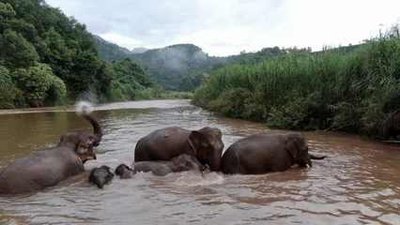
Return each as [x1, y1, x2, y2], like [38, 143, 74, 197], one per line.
[46, 0, 400, 56]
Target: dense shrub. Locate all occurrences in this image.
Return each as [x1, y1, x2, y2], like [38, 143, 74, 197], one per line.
[11, 63, 66, 107]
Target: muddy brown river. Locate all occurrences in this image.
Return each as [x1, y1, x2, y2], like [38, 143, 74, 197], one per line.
[0, 99, 399, 225]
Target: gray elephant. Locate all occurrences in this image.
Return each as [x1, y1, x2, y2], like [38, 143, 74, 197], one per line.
[221, 132, 325, 174]
[0, 114, 103, 195]
[134, 127, 224, 171]
[117, 154, 205, 177]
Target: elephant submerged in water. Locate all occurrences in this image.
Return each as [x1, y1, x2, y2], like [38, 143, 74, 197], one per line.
[134, 126, 224, 172]
[0, 113, 103, 195]
[89, 165, 114, 189]
[116, 154, 205, 177]
[221, 132, 325, 174]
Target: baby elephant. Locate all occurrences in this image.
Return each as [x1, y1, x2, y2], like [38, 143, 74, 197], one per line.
[115, 164, 135, 179]
[89, 165, 114, 188]
[116, 154, 205, 177]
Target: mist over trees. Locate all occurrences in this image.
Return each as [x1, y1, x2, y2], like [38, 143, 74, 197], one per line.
[0, 0, 153, 109]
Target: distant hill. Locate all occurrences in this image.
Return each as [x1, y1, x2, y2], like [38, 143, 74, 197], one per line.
[94, 36, 309, 91]
[130, 44, 222, 90]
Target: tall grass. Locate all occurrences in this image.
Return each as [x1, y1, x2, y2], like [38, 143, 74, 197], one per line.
[193, 28, 400, 137]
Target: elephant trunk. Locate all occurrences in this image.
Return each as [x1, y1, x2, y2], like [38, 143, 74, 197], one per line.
[208, 153, 221, 172]
[83, 114, 103, 146]
[209, 160, 220, 172]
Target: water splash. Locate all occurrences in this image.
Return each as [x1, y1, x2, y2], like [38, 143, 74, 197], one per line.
[75, 101, 94, 115]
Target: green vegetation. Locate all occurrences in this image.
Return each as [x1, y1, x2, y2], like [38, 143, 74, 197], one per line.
[193, 28, 400, 137]
[110, 58, 153, 101]
[0, 0, 155, 109]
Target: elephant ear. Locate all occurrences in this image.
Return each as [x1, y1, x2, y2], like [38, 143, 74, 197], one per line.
[189, 131, 209, 156]
[58, 133, 80, 149]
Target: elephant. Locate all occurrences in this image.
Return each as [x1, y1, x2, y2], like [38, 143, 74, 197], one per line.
[0, 113, 103, 195]
[117, 154, 206, 177]
[381, 110, 400, 140]
[115, 164, 135, 179]
[134, 126, 224, 171]
[221, 132, 326, 174]
[89, 165, 114, 189]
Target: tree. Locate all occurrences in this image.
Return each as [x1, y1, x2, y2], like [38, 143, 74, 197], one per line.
[0, 29, 39, 68]
[109, 58, 153, 100]
[0, 66, 18, 108]
[0, 2, 16, 20]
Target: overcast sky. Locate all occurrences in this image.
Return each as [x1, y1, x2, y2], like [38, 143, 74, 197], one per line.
[46, 0, 400, 56]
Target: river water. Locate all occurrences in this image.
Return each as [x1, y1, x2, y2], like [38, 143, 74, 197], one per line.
[0, 100, 399, 225]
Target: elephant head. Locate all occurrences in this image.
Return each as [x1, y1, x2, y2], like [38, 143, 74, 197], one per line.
[188, 127, 224, 171]
[115, 164, 135, 179]
[285, 133, 312, 168]
[89, 165, 114, 189]
[58, 114, 103, 163]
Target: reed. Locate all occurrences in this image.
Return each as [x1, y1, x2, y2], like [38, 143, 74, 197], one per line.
[193, 28, 400, 136]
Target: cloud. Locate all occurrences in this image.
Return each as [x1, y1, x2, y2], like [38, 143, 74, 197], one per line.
[100, 32, 143, 49]
[46, 0, 400, 56]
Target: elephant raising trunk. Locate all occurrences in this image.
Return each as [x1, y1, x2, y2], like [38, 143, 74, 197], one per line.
[82, 114, 103, 146]
[0, 112, 103, 195]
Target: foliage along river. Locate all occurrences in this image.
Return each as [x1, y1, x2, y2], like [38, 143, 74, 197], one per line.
[0, 99, 399, 225]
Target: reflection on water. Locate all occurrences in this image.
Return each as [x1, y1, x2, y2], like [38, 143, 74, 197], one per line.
[0, 99, 399, 225]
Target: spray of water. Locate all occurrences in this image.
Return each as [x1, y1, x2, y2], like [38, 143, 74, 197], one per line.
[75, 101, 94, 115]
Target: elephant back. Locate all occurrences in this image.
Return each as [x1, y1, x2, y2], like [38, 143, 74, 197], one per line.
[221, 145, 241, 174]
[134, 127, 193, 162]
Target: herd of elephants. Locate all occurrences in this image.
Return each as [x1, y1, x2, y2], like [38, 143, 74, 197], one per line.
[1, 109, 339, 194]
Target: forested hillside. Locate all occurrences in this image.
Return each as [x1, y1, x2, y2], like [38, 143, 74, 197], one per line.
[131, 44, 216, 90]
[93, 35, 131, 62]
[0, 0, 153, 109]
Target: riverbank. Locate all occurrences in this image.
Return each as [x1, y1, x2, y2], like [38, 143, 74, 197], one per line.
[0, 88, 192, 111]
[0, 99, 191, 115]
[193, 29, 400, 138]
